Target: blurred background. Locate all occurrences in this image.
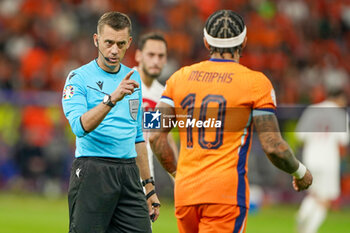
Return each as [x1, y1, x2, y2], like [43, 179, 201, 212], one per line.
[0, 0, 350, 232]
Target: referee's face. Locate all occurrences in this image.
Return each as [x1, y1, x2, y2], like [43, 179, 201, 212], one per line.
[95, 25, 132, 72]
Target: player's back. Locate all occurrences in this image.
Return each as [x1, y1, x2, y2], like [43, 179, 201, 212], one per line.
[161, 59, 276, 208]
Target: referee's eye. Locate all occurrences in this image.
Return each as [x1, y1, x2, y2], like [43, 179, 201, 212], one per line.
[105, 40, 114, 47]
[117, 41, 126, 48]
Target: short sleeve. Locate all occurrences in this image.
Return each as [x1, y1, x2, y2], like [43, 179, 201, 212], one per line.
[62, 71, 88, 137]
[252, 73, 277, 117]
[160, 70, 179, 107]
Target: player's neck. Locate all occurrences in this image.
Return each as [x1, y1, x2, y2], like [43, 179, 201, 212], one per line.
[139, 68, 154, 88]
[211, 52, 240, 62]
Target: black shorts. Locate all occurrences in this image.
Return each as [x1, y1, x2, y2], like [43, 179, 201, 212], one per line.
[68, 157, 151, 233]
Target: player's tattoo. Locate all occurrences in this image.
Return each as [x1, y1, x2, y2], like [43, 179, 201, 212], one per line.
[253, 114, 280, 132]
[254, 114, 299, 173]
[150, 133, 177, 174]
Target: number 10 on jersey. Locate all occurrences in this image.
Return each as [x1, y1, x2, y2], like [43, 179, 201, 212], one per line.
[180, 94, 226, 149]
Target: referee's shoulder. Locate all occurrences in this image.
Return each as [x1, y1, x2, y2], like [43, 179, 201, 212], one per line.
[64, 69, 88, 88]
[68, 61, 96, 80]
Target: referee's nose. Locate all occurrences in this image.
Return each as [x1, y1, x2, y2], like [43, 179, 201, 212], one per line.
[110, 44, 119, 56]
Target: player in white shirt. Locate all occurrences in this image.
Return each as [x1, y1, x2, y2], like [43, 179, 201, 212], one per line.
[296, 89, 349, 233]
[135, 32, 178, 177]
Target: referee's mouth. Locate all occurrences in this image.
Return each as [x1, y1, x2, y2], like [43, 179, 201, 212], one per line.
[108, 57, 119, 63]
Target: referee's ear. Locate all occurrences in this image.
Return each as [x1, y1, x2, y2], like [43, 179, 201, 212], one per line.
[93, 33, 98, 48]
[126, 36, 133, 49]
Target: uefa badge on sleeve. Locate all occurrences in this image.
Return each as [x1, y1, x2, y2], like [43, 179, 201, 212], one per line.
[63, 85, 74, 100]
[143, 110, 161, 129]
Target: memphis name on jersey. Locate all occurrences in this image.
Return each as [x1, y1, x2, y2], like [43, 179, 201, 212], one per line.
[188, 70, 234, 83]
[62, 60, 144, 159]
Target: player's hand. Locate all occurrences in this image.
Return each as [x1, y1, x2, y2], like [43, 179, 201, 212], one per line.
[293, 169, 313, 192]
[146, 191, 160, 222]
[110, 70, 139, 103]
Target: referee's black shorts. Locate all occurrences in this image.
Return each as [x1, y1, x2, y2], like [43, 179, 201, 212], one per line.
[68, 156, 151, 233]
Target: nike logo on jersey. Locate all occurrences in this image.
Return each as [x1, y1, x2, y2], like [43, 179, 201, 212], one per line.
[76, 168, 81, 178]
[96, 81, 104, 90]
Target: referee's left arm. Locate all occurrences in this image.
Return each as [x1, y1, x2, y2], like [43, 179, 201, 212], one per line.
[135, 142, 152, 190]
[135, 82, 160, 221]
[135, 142, 161, 222]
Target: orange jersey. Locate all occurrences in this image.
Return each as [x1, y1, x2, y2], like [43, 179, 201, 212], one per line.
[160, 59, 276, 208]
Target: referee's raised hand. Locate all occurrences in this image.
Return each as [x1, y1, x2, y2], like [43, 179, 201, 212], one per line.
[111, 70, 139, 103]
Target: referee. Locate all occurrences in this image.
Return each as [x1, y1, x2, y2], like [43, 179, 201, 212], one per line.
[62, 12, 160, 233]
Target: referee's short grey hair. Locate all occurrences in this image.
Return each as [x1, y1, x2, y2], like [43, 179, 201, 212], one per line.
[97, 11, 132, 35]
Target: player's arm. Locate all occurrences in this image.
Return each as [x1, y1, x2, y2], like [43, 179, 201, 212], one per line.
[253, 113, 313, 191]
[168, 133, 179, 165]
[135, 142, 160, 222]
[81, 70, 138, 132]
[149, 102, 177, 177]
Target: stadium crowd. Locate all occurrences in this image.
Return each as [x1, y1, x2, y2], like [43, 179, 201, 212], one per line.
[0, 0, 349, 202]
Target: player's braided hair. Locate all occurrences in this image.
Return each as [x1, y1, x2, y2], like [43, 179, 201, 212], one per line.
[205, 10, 245, 57]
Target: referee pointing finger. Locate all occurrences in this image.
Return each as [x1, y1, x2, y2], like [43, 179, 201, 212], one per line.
[62, 11, 160, 233]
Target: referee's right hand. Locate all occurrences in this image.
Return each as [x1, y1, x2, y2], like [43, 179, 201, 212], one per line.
[111, 70, 139, 103]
